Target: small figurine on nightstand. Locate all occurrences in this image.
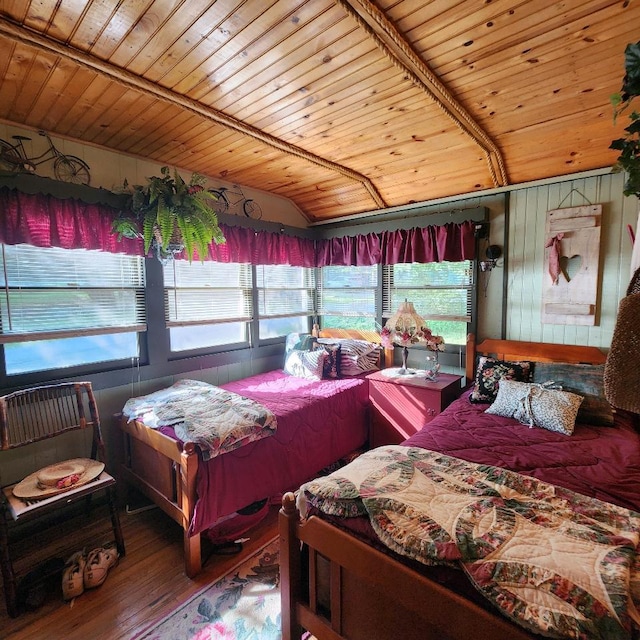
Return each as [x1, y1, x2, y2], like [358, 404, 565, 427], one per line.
[424, 330, 445, 381]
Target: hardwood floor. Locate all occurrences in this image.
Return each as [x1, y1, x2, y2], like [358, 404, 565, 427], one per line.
[1, 499, 280, 639]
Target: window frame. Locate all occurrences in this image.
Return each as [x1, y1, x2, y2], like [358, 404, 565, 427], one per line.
[163, 258, 253, 356]
[382, 260, 476, 348]
[254, 264, 316, 344]
[0, 243, 148, 386]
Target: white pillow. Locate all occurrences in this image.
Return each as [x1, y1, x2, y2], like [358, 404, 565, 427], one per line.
[486, 379, 583, 436]
[284, 349, 326, 380]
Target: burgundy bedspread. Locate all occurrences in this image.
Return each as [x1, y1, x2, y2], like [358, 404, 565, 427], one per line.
[187, 369, 368, 535]
[403, 389, 640, 513]
[309, 390, 640, 638]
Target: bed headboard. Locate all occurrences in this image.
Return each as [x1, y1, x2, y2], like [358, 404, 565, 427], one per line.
[316, 327, 394, 369]
[467, 335, 607, 383]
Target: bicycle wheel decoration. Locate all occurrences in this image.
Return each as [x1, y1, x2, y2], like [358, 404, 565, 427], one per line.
[54, 155, 91, 185]
[0, 139, 25, 173]
[208, 188, 230, 215]
[243, 199, 263, 219]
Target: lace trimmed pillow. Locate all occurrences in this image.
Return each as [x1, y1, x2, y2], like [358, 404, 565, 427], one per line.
[486, 379, 584, 435]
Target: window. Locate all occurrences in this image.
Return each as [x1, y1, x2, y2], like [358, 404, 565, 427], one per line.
[0, 244, 145, 374]
[383, 261, 474, 345]
[255, 265, 315, 339]
[317, 265, 378, 331]
[164, 260, 252, 352]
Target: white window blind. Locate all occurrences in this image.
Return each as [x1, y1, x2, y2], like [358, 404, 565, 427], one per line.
[163, 260, 253, 327]
[383, 261, 474, 345]
[317, 265, 378, 330]
[383, 262, 473, 320]
[318, 265, 378, 317]
[0, 244, 146, 343]
[255, 265, 315, 319]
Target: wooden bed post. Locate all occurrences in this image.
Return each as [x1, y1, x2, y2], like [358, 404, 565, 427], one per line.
[280, 492, 304, 640]
[118, 415, 204, 578]
[465, 332, 476, 383]
[180, 443, 201, 578]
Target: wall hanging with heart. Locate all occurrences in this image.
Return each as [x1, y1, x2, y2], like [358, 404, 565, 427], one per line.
[559, 254, 582, 282]
[542, 204, 602, 326]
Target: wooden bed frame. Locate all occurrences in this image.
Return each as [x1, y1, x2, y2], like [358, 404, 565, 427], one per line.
[279, 337, 609, 640]
[117, 328, 391, 578]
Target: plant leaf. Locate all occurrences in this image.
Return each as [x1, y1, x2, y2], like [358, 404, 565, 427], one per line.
[622, 42, 640, 100]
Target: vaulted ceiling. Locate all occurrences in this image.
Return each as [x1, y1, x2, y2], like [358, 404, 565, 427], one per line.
[0, 1, 636, 223]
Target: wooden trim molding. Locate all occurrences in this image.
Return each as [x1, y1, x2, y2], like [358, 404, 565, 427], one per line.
[0, 16, 387, 212]
[337, 0, 508, 188]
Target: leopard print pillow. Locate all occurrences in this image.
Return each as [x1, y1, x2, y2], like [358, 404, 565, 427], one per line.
[486, 379, 584, 435]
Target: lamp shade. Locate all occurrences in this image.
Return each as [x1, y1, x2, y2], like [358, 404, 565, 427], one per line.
[383, 300, 427, 347]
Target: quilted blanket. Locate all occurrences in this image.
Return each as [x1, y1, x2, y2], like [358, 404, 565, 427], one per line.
[299, 445, 640, 640]
[122, 379, 277, 461]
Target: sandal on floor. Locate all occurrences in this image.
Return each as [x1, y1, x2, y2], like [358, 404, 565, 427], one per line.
[210, 541, 243, 555]
[62, 551, 86, 601]
[83, 545, 119, 589]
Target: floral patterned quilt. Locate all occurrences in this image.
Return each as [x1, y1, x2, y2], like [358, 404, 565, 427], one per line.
[298, 445, 640, 639]
[122, 379, 277, 461]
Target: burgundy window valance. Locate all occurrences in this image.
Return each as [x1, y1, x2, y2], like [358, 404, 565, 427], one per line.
[0, 188, 476, 266]
[207, 226, 316, 267]
[0, 187, 142, 255]
[315, 232, 382, 266]
[0, 188, 316, 266]
[316, 220, 477, 266]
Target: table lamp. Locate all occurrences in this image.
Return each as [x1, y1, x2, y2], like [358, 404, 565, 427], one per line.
[381, 300, 427, 374]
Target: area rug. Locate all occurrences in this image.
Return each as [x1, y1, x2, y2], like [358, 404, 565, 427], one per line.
[133, 537, 281, 640]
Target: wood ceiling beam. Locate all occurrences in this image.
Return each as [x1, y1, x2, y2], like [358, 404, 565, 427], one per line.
[0, 15, 387, 210]
[337, 0, 508, 187]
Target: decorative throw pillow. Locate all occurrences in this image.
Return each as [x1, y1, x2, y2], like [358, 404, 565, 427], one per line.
[284, 349, 326, 380]
[469, 356, 532, 403]
[317, 338, 380, 376]
[285, 332, 314, 358]
[486, 379, 584, 436]
[313, 342, 342, 379]
[532, 362, 614, 426]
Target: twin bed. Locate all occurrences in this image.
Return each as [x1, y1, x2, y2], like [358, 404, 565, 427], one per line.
[280, 337, 640, 640]
[118, 329, 391, 577]
[119, 330, 640, 639]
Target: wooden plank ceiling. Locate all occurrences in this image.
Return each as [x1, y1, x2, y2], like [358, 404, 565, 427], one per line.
[0, 0, 636, 223]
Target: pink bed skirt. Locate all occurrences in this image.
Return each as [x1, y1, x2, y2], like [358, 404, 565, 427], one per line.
[187, 369, 369, 535]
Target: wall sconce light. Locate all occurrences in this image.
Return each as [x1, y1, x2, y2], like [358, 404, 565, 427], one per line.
[479, 245, 502, 272]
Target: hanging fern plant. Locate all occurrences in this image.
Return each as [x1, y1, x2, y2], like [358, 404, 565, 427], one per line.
[112, 166, 225, 261]
[610, 41, 640, 198]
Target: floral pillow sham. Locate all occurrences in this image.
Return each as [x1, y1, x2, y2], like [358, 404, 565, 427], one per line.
[469, 356, 532, 403]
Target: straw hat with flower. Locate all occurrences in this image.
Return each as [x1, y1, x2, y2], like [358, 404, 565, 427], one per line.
[12, 458, 104, 500]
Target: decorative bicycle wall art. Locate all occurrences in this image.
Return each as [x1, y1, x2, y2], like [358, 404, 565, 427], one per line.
[208, 185, 262, 219]
[0, 130, 91, 185]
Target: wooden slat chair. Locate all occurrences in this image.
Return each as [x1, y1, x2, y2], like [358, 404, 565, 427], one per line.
[0, 382, 125, 617]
